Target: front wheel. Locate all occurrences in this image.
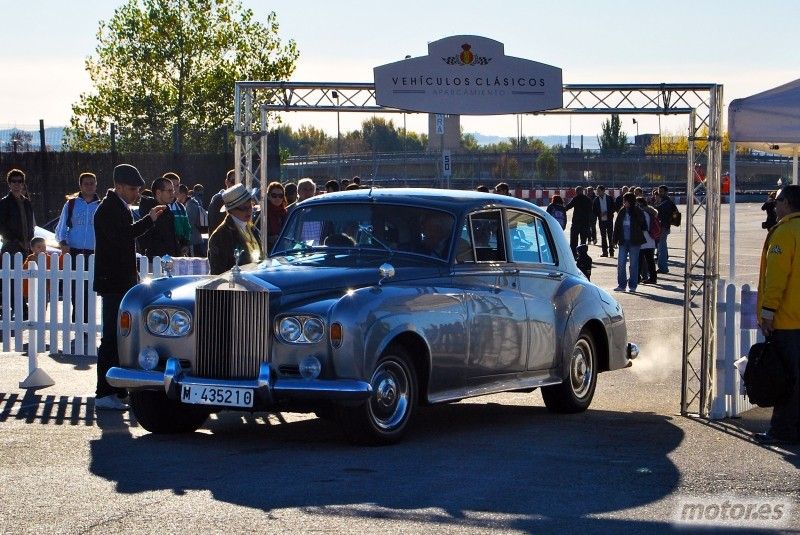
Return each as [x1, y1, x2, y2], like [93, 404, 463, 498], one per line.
[130, 390, 209, 434]
[337, 347, 418, 445]
[542, 328, 597, 413]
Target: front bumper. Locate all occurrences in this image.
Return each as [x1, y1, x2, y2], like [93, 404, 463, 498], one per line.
[107, 357, 373, 407]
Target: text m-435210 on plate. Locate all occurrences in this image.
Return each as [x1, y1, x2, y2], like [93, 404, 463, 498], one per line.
[181, 385, 253, 408]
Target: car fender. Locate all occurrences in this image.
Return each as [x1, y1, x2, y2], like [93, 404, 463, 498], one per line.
[559, 283, 615, 374]
[330, 284, 462, 382]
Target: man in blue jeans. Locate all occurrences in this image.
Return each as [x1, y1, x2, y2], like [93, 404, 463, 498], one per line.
[754, 185, 800, 445]
[611, 192, 646, 293]
[655, 185, 676, 273]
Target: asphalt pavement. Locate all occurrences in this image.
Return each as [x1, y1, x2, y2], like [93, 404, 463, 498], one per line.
[0, 202, 797, 534]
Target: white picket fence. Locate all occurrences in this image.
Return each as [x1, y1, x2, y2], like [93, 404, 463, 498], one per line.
[1, 252, 209, 358]
[711, 281, 764, 419]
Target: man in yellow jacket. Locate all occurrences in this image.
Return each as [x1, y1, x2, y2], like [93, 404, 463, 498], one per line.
[755, 184, 800, 445]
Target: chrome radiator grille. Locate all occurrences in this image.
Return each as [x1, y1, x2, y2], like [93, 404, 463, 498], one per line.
[195, 288, 270, 379]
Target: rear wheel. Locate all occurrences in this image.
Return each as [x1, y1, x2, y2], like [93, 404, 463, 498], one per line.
[337, 347, 418, 445]
[542, 328, 597, 413]
[130, 390, 209, 434]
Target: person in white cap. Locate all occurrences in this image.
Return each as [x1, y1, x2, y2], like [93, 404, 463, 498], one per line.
[207, 183, 262, 274]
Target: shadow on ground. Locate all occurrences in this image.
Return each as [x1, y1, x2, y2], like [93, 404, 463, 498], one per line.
[84, 401, 688, 532]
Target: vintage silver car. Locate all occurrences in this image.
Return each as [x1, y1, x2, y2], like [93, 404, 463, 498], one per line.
[108, 188, 638, 445]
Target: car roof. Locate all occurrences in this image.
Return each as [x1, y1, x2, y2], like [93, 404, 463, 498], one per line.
[297, 188, 546, 217]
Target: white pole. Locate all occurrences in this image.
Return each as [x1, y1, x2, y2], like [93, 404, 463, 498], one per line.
[729, 142, 737, 283]
[19, 260, 54, 389]
[793, 146, 799, 185]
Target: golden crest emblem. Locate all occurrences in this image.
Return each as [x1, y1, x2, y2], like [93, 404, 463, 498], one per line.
[442, 43, 491, 66]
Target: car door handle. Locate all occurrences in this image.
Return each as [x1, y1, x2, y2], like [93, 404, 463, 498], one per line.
[547, 272, 564, 279]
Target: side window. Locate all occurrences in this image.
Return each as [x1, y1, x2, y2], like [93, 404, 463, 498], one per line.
[468, 210, 505, 262]
[507, 210, 557, 265]
[507, 210, 540, 263]
[535, 218, 556, 264]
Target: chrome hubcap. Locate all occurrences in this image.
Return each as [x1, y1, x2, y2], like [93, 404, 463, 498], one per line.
[570, 339, 593, 399]
[368, 359, 410, 431]
[376, 377, 397, 408]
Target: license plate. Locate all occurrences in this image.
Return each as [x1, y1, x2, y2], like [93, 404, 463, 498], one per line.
[181, 385, 254, 408]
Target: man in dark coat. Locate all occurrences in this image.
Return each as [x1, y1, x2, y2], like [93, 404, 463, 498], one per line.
[592, 185, 615, 257]
[93, 164, 165, 410]
[655, 185, 677, 274]
[207, 184, 261, 275]
[138, 177, 180, 259]
[564, 185, 594, 258]
[207, 169, 235, 234]
[0, 169, 35, 319]
[612, 192, 647, 293]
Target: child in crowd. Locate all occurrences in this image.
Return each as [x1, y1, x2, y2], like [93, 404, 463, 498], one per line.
[23, 237, 63, 302]
[575, 243, 593, 281]
[546, 195, 567, 230]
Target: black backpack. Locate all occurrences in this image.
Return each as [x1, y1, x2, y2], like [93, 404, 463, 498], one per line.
[743, 341, 788, 407]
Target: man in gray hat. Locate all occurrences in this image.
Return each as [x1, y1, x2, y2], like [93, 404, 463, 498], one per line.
[93, 164, 166, 410]
[207, 183, 261, 275]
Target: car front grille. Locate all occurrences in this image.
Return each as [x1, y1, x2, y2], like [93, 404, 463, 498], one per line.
[194, 288, 270, 379]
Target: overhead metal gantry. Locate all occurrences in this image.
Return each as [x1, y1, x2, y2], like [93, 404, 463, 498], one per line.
[234, 81, 724, 417]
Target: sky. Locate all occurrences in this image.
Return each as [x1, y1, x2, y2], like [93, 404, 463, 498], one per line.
[1, 0, 798, 141]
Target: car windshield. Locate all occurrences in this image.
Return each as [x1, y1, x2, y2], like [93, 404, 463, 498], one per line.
[273, 203, 457, 261]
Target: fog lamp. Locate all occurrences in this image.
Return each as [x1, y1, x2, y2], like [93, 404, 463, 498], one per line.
[299, 356, 322, 379]
[138, 346, 160, 371]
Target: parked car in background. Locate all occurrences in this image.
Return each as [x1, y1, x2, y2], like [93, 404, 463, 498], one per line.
[107, 189, 638, 444]
[0, 223, 60, 255]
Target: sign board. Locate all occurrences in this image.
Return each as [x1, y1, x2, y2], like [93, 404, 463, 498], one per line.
[442, 150, 452, 177]
[374, 35, 563, 115]
[435, 114, 445, 135]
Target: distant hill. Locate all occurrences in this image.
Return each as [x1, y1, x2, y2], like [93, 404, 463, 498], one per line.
[470, 132, 600, 151]
[0, 127, 65, 150]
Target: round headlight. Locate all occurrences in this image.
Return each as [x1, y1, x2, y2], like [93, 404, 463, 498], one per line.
[299, 356, 322, 379]
[146, 309, 169, 334]
[138, 346, 160, 371]
[303, 317, 325, 343]
[169, 310, 191, 336]
[279, 317, 302, 342]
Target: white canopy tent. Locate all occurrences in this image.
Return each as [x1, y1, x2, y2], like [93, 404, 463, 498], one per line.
[726, 77, 800, 281]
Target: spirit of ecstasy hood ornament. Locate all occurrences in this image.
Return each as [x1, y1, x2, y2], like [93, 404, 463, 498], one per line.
[229, 248, 243, 287]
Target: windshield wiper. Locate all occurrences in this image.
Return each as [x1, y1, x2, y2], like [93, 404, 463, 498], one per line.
[271, 236, 317, 256]
[357, 224, 394, 256]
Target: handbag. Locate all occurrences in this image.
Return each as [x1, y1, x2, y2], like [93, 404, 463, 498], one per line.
[670, 207, 681, 227]
[742, 341, 789, 407]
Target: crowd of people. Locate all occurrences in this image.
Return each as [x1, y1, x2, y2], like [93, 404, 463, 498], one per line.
[477, 181, 679, 292]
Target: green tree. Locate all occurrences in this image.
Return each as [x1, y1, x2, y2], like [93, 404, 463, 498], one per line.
[460, 132, 479, 152]
[362, 117, 403, 152]
[536, 147, 557, 179]
[644, 128, 742, 155]
[65, 0, 298, 153]
[598, 114, 628, 155]
[492, 154, 520, 179]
